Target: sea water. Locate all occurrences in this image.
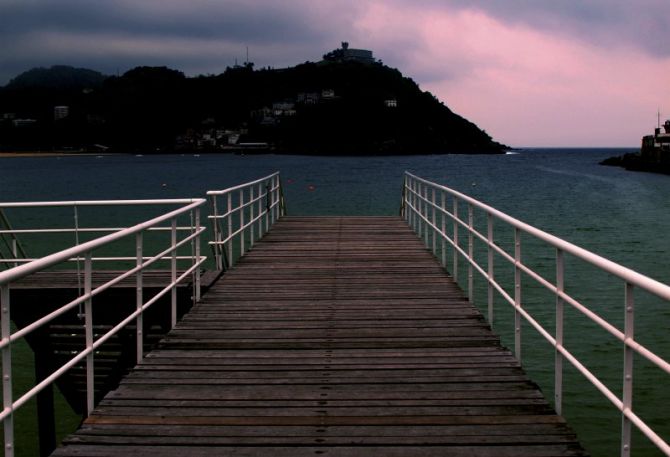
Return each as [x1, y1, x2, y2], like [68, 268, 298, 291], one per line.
[1, 148, 669, 456]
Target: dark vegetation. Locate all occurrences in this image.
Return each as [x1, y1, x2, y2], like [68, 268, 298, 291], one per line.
[0, 61, 508, 154]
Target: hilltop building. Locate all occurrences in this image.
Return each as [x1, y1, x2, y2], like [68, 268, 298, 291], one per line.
[601, 119, 670, 173]
[54, 106, 69, 120]
[323, 42, 375, 64]
[641, 119, 670, 163]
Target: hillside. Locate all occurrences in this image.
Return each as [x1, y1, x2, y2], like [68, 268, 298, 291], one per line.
[5, 65, 108, 90]
[0, 59, 508, 154]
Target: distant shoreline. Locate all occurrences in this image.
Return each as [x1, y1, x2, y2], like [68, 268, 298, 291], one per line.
[0, 151, 114, 157]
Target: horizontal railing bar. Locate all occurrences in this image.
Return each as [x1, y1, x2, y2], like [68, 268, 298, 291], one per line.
[207, 172, 279, 196]
[0, 255, 203, 264]
[0, 199, 202, 209]
[84, 227, 205, 297]
[1, 293, 89, 349]
[3, 256, 206, 421]
[625, 338, 670, 376]
[0, 226, 197, 235]
[406, 182, 657, 359]
[207, 193, 268, 220]
[90, 257, 204, 353]
[209, 209, 270, 246]
[406, 190, 625, 406]
[404, 173, 670, 456]
[213, 198, 281, 247]
[408, 179, 670, 377]
[5, 340, 92, 419]
[625, 408, 670, 455]
[2, 228, 206, 347]
[0, 200, 205, 285]
[406, 172, 670, 301]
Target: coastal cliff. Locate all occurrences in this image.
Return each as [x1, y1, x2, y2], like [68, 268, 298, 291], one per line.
[0, 53, 508, 155]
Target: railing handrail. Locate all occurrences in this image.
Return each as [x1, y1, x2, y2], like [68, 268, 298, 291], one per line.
[0, 197, 207, 456]
[207, 171, 281, 196]
[0, 198, 203, 208]
[402, 172, 670, 457]
[405, 172, 670, 301]
[207, 172, 285, 271]
[0, 199, 206, 286]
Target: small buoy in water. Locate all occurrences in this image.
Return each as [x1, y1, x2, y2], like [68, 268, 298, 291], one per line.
[307, 184, 316, 191]
[472, 182, 477, 187]
[162, 183, 167, 187]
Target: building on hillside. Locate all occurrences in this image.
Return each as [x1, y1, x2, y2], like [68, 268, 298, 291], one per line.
[54, 106, 70, 120]
[323, 42, 375, 64]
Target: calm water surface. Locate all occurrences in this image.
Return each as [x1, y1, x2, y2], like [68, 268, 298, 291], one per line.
[1, 148, 669, 456]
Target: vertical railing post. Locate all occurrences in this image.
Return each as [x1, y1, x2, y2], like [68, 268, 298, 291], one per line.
[11, 240, 18, 268]
[415, 180, 420, 233]
[239, 190, 245, 258]
[416, 182, 422, 237]
[514, 228, 522, 361]
[84, 252, 94, 415]
[258, 183, 263, 238]
[555, 248, 564, 415]
[468, 203, 474, 303]
[411, 179, 417, 231]
[270, 177, 276, 225]
[431, 188, 437, 255]
[135, 232, 143, 363]
[423, 185, 429, 247]
[487, 212, 494, 326]
[621, 282, 635, 457]
[2, 283, 14, 457]
[171, 218, 177, 328]
[441, 190, 446, 268]
[276, 174, 283, 220]
[227, 193, 233, 268]
[265, 181, 271, 233]
[211, 196, 222, 271]
[452, 197, 459, 282]
[270, 178, 274, 226]
[250, 186, 255, 248]
[279, 175, 286, 217]
[401, 175, 407, 220]
[194, 207, 201, 302]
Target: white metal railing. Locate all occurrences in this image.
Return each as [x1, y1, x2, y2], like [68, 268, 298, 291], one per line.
[0, 199, 208, 268]
[0, 198, 207, 457]
[0, 209, 27, 269]
[207, 172, 285, 270]
[401, 171, 670, 457]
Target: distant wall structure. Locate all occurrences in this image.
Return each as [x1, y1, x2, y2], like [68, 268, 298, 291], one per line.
[323, 42, 376, 64]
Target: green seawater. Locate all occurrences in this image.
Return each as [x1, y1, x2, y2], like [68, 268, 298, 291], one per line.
[1, 149, 669, 456]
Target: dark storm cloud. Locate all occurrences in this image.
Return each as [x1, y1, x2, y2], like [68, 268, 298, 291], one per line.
[0, 0, 362, 84]
[0, 0, 326, 43]
[1, 0, 667, 87]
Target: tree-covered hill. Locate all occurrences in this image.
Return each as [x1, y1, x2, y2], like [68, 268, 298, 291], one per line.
[0, 60, 508, 154]
[5, 65, 108, 90]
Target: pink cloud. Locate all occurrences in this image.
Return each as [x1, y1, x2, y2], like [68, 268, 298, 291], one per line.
[357, 3, 670, 146]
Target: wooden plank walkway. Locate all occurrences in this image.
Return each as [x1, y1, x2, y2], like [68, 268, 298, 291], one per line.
[51, 216, 588, 457]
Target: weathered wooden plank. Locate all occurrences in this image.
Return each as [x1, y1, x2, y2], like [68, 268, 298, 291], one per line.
[53, 444, 587, 457]
[51, 216, 588, 457]
[63, 433, 580, 446]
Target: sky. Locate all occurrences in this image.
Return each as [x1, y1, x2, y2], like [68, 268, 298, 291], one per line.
[1, 0, 669, 147]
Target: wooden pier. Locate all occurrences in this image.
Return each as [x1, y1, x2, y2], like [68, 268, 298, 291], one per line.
[51, 216, 587, 456]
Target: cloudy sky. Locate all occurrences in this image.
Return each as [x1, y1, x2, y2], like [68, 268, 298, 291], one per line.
[1, 0, 669, 147]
